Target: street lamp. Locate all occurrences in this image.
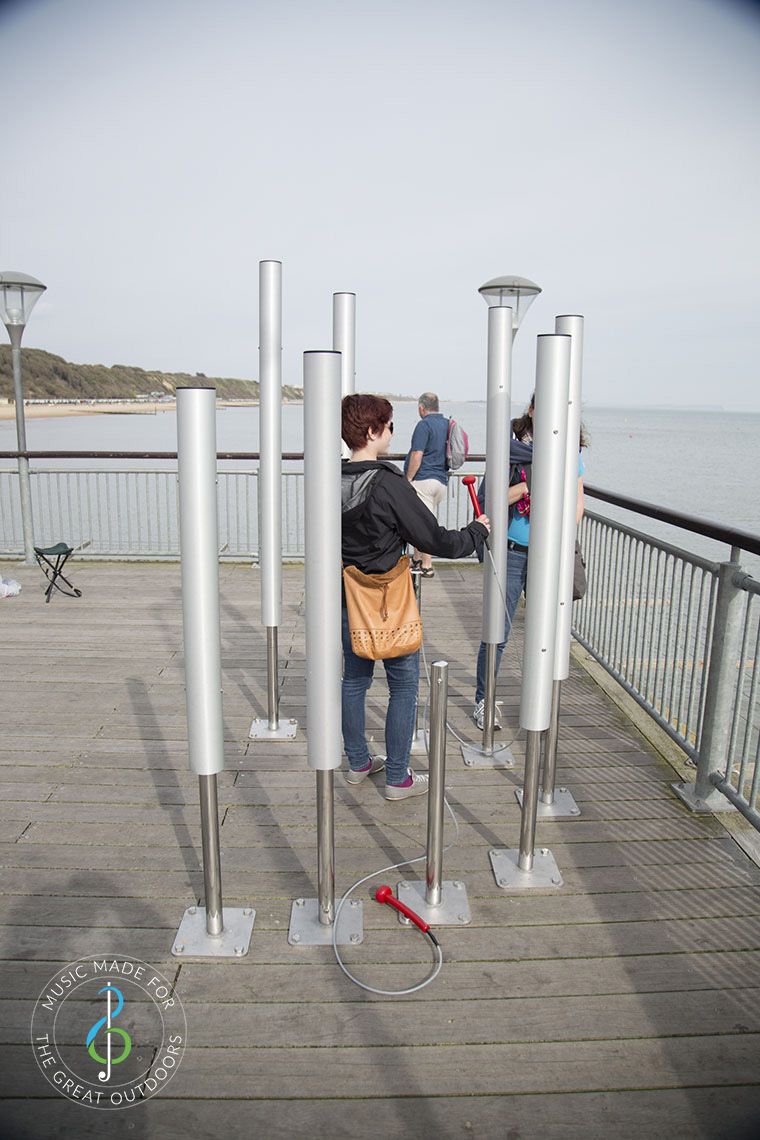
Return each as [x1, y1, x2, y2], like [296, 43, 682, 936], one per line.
[462, 274, 542, 768]
[478, 275, 541, 334]
[0, 271, 46, 563]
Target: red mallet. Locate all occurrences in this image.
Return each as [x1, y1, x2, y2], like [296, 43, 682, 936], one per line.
[462, 475, 482, 518]
[375, 885, 430, 934]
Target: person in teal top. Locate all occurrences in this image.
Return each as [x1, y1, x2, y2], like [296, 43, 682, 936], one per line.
[472, 396, 586, 730]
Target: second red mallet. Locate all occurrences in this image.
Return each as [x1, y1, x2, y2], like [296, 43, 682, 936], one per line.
[462, 474, 482, 519]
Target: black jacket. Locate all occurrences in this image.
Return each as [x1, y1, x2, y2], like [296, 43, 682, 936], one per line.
[342, 460, 488, 574]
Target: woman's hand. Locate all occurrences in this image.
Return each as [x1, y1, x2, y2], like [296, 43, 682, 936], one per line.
[477, 514, 491, 534]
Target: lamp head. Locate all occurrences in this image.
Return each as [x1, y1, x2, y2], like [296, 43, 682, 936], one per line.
[478, 275, 541, 332]
[0, 271, 46, 333]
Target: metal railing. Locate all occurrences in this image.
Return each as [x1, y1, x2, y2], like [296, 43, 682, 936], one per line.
[575, 485, 760, 832]
[0, 457, 480, 560]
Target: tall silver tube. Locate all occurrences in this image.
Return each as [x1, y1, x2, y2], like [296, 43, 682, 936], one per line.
[519, 335, 571, 733]
[305, 350, 342, 928]
[425, 661, 449, 907]
[199, 774, 223, 935]
[177, 386, 225, 778]
[259, 260, 283, 630]
[304, 350, 343, 772]
[316, 770, 335, 924]
[332, 292, 356, 397]
[9, 331, 35, 563]
[482, 305, 512, 645]
[177, 385, 227, 941]
[553, 315, 584, 681]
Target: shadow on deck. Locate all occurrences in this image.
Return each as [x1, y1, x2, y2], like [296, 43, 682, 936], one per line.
[0, 559, 759, 1139]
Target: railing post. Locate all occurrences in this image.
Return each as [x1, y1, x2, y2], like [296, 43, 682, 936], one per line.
[490, 333, 570, 891]
[288, 350, 363, 946]
[250, 260, 297, 742]
[673, 559, 744, 813]
[461, 304, 514, 769]
[172, 385, 255, 958]
[398, 661, 471, 925]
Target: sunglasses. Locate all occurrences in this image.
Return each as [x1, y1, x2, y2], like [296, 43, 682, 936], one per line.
[386, 421, 394, 434]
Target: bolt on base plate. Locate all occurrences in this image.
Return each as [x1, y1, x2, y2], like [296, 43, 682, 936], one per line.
[515, 786, 580, 818]
[672, 780, 737, 813]
[396, 880, 471, 926]
[249, 717, 298, 740]
[172, 905, 255, 958]
[461, 742, 515, 769]
[288, 897, 364, 946]
[489, 847, 564, 891]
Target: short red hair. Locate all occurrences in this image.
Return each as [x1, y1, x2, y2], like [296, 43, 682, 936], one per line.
[341, 394, 393, 451]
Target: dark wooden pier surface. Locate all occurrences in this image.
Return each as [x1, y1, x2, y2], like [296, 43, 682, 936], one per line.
[1, 560, 759, 1139]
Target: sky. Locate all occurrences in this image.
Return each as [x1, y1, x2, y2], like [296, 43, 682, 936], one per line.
[1, 0, 759, 409]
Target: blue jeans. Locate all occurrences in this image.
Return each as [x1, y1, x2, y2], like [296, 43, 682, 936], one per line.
[475, 547, 528, 703]
[342, 606, 419, 785]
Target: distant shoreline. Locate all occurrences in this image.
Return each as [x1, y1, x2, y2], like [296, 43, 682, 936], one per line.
[0, 399, 306, 421]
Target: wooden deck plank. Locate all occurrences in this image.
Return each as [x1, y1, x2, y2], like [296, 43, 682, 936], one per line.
[2, 560, 759, 1135]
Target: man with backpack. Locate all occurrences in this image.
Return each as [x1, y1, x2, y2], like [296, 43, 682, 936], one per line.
[405, 392, 450, 578]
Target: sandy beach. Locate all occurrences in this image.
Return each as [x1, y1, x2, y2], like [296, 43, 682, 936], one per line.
[0, 399, 263, 421]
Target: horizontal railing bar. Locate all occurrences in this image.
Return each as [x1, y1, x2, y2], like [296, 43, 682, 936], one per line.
[583, 482, 760, 557]
[584, 510, 719, 573]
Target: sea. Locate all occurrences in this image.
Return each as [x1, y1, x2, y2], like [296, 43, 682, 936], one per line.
[1, 401, 758, 574]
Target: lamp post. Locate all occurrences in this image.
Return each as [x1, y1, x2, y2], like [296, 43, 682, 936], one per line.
[462, 276, 540, 768]
[0, 271, 46, 563]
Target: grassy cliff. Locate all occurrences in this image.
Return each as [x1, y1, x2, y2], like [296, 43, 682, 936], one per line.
[0, 346, 303, 402]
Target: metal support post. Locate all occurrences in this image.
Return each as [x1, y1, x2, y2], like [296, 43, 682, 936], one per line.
[399, 661, 471, 924]
[491, 334, 570, 891]
[289, 350, 362, 947]
[515, 680, 579, 818]
[525, 314, 584, 817]
[10, 332, 35, 563]
[173, 386, 255, 957]
[317, 769, 335, 924]
[673, 560, 744, 813]
[251, 261, 297, 741]
[409, 567, 427, 755]
[462, 305, 514, 769]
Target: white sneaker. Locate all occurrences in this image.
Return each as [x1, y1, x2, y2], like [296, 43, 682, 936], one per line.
[473, 699, 502, 731]
[345, 756, 386, 784]
[385, 771, 429, 800]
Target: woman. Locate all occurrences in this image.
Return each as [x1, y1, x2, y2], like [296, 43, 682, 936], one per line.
[341, 394, 490, 800]
[472, 396, 586, 730]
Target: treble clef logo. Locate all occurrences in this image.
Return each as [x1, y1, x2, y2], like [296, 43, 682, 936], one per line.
[85, 983, 132, 1083]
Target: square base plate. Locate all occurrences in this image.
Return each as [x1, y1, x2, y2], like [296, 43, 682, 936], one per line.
[172, 906, 255, 957]
[489, 847, 564, 890]
[461, 742, 515, 769]
[672, 780, 736, 813]
[249, 717, 298, 740]
[288, 897, 364, 946]
[515, 786, 580, 818]
[396, 879, 471, 926]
